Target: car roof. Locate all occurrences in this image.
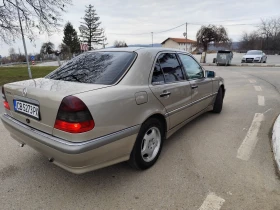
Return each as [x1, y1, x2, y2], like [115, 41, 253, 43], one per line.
[92, 47, 192, 55]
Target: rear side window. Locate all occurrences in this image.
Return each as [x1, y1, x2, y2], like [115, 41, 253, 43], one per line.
[152, 61, 165, 85]
[158, 53, 184, 83]
[45, 52, 136, 85]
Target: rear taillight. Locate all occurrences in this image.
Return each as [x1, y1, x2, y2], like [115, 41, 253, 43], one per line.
[54, 96, 94, 133]
[2, 86, 10, 110]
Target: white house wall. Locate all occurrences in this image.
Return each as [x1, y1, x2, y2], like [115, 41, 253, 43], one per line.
[162, 39, 194, 52]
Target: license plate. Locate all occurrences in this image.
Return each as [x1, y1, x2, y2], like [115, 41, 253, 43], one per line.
[13, 100, 40, 120]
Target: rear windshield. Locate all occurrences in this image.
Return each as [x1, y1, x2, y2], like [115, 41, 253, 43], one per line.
[45, 51, 136, 85]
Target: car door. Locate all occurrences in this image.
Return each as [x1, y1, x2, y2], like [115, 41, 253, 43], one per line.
[178, 53, 213, 114]
[149, 53, 193, 128]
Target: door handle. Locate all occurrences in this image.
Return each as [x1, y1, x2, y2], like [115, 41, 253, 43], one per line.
[160, 91, 171, 97]
[191, 85, 198, 89]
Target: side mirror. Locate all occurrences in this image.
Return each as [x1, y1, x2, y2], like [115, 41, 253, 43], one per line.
[206, 70, 215, 78]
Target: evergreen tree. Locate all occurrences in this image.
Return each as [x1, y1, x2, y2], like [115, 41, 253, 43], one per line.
[79, 4, 106, 50]
[63, 22, 80, 54]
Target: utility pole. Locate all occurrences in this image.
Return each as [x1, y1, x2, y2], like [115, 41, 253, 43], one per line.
[16, 0, 32, 78]
[151, 32, 153, 47]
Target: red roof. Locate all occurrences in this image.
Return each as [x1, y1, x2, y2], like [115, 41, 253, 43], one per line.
[161, 37, 196, 44]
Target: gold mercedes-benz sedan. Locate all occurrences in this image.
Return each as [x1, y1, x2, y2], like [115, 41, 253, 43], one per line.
[1, 47, 225, 174]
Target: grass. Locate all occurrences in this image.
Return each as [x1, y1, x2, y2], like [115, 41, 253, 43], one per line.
[0, 66, 57, 86]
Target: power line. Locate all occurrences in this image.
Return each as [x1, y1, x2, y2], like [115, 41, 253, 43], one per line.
[189, 22, 259, 26]
[191, 18, 259, 24]
[107, 17, 269, 36]
[107, 32, 150, 35]
[154, 23, 185, 34]
[107, 23, 185, 36]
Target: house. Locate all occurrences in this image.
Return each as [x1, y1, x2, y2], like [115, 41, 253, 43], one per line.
[161, 37, 196, 52]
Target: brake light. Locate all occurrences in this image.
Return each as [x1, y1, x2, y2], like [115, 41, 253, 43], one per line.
[2, 86, 10, 110]
[54, 96, 94, 133]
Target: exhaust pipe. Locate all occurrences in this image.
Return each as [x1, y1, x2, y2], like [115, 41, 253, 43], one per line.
[48, 158, 54, 163]
[20, 143, 25, 147]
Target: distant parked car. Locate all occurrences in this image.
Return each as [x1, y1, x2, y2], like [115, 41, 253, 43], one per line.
[241, 50, 267, 63]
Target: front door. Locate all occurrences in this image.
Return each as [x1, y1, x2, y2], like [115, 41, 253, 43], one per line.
[177, 54, 213, 114]
[149, 53, 193, 129]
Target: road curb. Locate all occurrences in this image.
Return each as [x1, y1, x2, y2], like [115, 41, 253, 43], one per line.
[201, 63, 280, 67]
[272, 114, 280, 173]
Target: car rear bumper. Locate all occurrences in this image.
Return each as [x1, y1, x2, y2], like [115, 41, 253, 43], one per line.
[1, 113, 139, 174]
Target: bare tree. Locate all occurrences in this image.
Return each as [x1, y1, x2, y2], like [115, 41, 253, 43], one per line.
[40, 42, 55, 55]
[9, 47, 16, 61]
[259, 17, 280, 52]
[196, 25, 230, 63]
[240, 32, 262, 51]
[114, 40, 128, 48]
[59, 43, 71, 60]
[0, 0, 72, 43]
[259, 17, 280, 39]
[240, 17, 280, 53]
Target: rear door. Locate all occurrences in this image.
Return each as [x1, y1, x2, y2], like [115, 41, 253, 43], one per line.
[149, 53, 192, 128]
[178, 54, 213, 114]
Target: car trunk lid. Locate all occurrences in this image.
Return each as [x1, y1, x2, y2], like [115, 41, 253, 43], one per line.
[3, 78, 109, 135]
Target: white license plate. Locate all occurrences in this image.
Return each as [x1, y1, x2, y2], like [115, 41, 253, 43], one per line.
[13, 100, 40, 119]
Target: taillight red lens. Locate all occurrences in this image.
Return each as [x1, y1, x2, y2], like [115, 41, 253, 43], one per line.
[54, 119, 95, 133]
[3, 101, 10, 110]
[54, 96, 94, 133]
[2, 86, 10, 110]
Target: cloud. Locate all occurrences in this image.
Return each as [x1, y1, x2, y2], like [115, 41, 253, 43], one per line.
[0, 0, 279, 56]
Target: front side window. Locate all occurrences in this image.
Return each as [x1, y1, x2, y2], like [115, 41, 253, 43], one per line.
[46, 51, 136, 85]
[178, 54, 204, 80]
[157, 53, 184, 83]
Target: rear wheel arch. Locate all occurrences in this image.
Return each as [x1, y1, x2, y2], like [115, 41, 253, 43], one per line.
[142, 114, 167, 137]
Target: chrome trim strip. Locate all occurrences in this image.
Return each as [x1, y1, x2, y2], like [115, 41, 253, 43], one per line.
[1, 114, 140, 154]
[166, 92, 218, 117]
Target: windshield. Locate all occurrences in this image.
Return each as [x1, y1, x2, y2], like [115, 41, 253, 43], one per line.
[45, 51, 136, 85]
[246, 51, 262, 55]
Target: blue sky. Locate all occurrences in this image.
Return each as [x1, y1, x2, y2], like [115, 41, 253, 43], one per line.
[0, 0, 279, 56]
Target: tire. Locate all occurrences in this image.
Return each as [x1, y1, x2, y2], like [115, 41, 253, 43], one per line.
[129, 118, 164, 170]
[212, 88, 224, 113]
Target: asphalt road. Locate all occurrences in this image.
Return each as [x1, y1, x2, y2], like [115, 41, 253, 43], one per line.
[1, 67, 280, 209]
